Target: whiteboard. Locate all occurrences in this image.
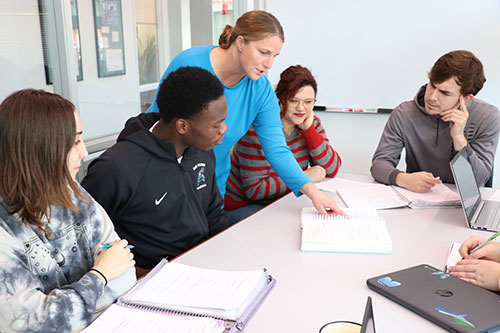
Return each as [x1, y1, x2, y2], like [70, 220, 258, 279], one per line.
[267, 0, 500, 110]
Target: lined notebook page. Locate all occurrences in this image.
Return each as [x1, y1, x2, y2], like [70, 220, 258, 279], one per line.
[337, 185, 408, 210]
[82, 304, 224, 333]
[316, 177, 374, 193]
[300, 208, 392, 253]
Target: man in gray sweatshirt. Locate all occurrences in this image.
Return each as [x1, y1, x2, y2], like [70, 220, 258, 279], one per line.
[371, 50, 500, 192]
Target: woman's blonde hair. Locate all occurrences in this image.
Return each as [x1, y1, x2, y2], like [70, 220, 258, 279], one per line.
[218, 10, 284, 49]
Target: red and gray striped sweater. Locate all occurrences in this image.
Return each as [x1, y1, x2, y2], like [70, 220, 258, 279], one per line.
[224, 116, 341, 209]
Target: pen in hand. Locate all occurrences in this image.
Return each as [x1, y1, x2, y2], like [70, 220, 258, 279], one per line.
[467, 231, 500, 256]
[101, 244, 135, 249]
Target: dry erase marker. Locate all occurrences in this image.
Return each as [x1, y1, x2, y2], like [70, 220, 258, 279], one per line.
[101, 244, 135, 249]
[328, 107, 376, 113]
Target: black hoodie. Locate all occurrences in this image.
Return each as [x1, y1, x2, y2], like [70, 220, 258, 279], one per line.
[82, 113, 230, 269]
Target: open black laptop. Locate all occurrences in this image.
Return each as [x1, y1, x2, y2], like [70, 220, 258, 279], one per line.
[450, 149, 500, 232]
[367, 264, 500, 332]
[360, 296, 375, 333]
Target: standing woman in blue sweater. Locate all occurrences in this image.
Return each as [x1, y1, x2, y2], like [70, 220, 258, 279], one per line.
[148, 10, 343, 216]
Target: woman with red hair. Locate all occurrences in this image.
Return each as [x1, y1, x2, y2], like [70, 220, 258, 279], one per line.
[225, 65, 341, 222]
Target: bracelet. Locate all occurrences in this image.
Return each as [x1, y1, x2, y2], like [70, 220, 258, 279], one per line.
[89, 268, 108, 286]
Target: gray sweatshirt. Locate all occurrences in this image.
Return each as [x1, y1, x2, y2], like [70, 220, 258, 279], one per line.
[371, 84, 500, 187]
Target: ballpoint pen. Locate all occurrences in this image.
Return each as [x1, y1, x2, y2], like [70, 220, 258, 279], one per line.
[468, 231, 500, 256]
[101, 244, 135, 249]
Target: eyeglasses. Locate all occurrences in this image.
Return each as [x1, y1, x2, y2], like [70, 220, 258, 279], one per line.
[288, 98, 316, 108]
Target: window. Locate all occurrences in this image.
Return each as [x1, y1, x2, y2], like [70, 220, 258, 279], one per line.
[212, 0, 234, 44]
[135, 0, 160, 112]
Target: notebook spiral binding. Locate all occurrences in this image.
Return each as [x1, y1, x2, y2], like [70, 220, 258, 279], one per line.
[119, 301, 228, 321]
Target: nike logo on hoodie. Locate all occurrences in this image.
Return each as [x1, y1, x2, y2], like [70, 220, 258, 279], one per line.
[155, 191, 168, 205]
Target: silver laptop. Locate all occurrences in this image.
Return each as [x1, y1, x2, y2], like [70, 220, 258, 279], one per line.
[367, 264, 500, 332]
[450, 149, 500, 232]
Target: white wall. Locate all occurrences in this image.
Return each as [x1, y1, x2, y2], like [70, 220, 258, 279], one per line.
[267, 0, 500, 109]
[75, 1, 141, 140]
[266, 0, 500, 186]
[314, 112, 392, 174]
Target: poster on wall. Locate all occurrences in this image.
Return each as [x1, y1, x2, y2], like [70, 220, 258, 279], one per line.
[92, 0, 126, 77]
[71, 0, 84, 81]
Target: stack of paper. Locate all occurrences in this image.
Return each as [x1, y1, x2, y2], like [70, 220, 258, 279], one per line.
[300, 207, 392, 254]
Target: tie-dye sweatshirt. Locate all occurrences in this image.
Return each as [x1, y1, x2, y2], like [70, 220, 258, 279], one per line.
[0, 184, 136, 333]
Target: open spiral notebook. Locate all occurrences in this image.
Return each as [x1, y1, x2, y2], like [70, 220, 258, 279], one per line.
[317, 177, 460, 210]
[83, 260, 276, 332]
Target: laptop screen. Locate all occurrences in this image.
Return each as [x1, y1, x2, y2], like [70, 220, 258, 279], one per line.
[360, 296, 375, 333]
[450, 151, 482, 222]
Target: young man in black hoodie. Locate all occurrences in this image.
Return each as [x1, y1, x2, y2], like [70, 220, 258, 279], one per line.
[82, 67, 230, 274]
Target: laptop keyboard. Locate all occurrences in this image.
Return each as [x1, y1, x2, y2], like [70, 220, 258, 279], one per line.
[476, 201, 500, 231]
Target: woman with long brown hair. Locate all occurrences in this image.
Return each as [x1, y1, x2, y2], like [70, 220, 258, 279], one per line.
[0, 89, 135, 332]
[147, 10, 344, 219]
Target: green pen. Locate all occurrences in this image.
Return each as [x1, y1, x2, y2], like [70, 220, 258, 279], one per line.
[468, 231, 500, 255]
[101, 244, 135, 249]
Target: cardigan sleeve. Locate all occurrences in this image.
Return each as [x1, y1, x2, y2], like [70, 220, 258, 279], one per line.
[230, 129, 291, 202]
[300, 116, 341, 177]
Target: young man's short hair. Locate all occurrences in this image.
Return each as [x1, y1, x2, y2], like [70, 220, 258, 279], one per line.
[428, 50, 486, 96]
[156, 66, 224, 123]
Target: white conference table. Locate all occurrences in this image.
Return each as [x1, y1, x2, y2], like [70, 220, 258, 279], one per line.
[175, 173, 498, 332]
